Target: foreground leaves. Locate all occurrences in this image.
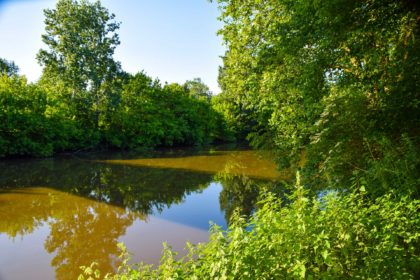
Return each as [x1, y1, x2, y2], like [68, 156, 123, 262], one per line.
[80, 175, 420, 279]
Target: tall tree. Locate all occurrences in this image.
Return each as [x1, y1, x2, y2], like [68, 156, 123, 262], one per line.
[37, 0, 121, 128]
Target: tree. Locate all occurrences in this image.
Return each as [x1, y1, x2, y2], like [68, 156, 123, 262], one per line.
[215, 0, 420, 193]
[184, 78, 212, 101]
[0, 58, 19, 76]
[37, 0, 121, 128]
[0, 74, 54, 156]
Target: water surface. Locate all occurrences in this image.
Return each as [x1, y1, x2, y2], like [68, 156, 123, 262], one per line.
[0, 147, 285, 280]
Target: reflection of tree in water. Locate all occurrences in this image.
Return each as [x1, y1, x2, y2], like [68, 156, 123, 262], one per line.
[0, 188, 53, 237]
[216, 172, 288, 224]
[215, 156, 288, 224]
[0, 150, 285, 277]
[0, 188, 139, 280]
[216, 171, 260, 223]
[45, 195, 137, 280]
[80, 165, 211, 214]
[0, 158, 213, 279]
[0, 157, 212, 216]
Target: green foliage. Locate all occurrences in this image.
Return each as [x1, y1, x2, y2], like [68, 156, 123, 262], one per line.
[211, 93, 243, 141]
[80, 175, 420, 279]
[37, 0, 122, 129]
[0, 75, 54, 156]
[37, 71, 103, 150]
[0, 0, 233, 158]
[215, 0, 420, 193]
[0, 73, 100, 156]
[184, 77, 212, 102]
[0, 67, 228, 157]
[0, 58, 19, 77]
[106, 72, 229, 149]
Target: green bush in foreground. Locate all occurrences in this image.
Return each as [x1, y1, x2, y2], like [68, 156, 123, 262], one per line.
[80, 175, 420, 279]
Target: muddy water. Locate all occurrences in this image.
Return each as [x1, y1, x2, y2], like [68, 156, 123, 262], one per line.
[0, 148, 286, 280]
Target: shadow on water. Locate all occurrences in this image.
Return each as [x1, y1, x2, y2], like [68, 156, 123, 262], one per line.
[0, 149, 289, 279]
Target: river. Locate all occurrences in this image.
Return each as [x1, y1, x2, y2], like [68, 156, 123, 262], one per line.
[0, 147, 286, 280]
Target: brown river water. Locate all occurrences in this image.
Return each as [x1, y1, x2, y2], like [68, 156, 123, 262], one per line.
[0, 147, 286, 280]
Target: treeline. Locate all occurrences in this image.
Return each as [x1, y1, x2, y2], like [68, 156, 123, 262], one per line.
[215, 0, 420, 196]
[0, 65, 231, 157]
[0, 0, 233, 158]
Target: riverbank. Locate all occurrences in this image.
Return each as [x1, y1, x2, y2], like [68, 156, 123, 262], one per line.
[80, 174, 420, 279]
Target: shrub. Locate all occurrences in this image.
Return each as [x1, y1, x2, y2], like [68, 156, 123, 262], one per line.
[79, 174, 420, 279]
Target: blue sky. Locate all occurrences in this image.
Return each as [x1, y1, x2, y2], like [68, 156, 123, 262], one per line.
[0, 0, 224, 93]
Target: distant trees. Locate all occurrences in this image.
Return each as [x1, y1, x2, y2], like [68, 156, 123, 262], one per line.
[106, 72, 228, 149]
[0, 66, 228, 157]
[184, 78, 212, 101]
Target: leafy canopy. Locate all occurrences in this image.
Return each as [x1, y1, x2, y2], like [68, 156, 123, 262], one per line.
[37, 0, 122, 128]
[214, 0, 420, 193]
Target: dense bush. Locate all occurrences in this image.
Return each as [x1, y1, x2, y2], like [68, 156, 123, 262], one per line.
[0, 75, 54, 156]
[0, 69, 229, 157]
[105, 72, 228, 149]
[0, 73, 107, 157]
[79, 175, 420, 279]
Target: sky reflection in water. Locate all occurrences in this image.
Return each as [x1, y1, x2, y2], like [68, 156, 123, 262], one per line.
[0, 149, 285, 280]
